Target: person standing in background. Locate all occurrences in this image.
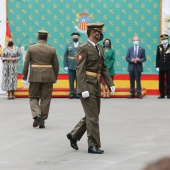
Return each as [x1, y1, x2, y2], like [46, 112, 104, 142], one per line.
[156, 34, 170, 99]
[101, 39, 115, 98]
[1, 38, 20, 99]
[126, 35, 146, 99]
[64, 32, 82, 99]
[22, 30, 59, 128]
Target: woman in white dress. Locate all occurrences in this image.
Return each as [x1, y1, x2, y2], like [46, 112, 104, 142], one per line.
[1, 38, 20, 99]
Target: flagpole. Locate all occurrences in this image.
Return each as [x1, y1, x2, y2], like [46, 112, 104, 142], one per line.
[160, 0, 162, 41]
[6, 0, 8, 21]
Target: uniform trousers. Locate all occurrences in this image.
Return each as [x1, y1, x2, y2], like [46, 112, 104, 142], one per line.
[159, 69, 170, 95]
[68, 69, 77, 96]
[29, 82, 53, 121]
[71, 94, 101, 148]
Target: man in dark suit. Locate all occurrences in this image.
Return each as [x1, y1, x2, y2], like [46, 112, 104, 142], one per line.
[126, 35, 146, 99]
[64, 32, 82, 99]
[22, 30, 59, 128]
[66, 23, 115, 154]
[156, 34, 170, 99]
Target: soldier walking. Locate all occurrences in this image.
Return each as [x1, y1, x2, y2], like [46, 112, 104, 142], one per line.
[22, 30, 59, 128]
[67, 23, 115, 154]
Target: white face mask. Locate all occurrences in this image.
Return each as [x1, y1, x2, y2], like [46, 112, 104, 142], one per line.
[133, 41, 139, 46]
[162, 39, 168, 45]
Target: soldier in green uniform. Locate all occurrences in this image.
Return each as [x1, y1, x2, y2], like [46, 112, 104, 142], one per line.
[64, 32, 82, 99]
[67, 23, 115, 154]
[22, 30, 59, 128]
[156, 34, 170, 99]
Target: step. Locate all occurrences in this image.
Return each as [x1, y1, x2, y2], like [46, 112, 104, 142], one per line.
[14, 88, 146, 98]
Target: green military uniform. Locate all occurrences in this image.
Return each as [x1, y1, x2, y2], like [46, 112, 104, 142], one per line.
[70, 24, 114, 148]
[64, 33, 82, 98]
[22, 30, 59, 127]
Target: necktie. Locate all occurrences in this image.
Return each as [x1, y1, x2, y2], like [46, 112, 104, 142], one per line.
[95, 45, 99, 53]
[134, 46, 137, 58]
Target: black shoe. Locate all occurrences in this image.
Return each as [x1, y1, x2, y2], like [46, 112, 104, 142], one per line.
[33, 116, 41, 127]
[39, 125, 45, 128]
[88, 146, 104, 154]
[74, 94, 79, 99]
[137, 94, 143, 99]
[158, 95, 165, 99]
[167, 96, 170, 99]
[67, 133, 78, 150]
[127, 95, 135, 99]
[69, 95, 75, 99]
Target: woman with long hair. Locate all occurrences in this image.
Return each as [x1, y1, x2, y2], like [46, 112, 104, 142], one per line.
[1, 38, 20, 99]
[101, 39, 115, 98]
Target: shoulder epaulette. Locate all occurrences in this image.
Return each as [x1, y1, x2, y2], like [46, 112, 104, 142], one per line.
[80, 42, 88, 47]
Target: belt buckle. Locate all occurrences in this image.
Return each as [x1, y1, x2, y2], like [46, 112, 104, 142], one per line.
[97, 74, 101, 79]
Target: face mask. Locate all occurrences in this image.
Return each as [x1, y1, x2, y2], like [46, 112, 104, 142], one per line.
[162, 39, 168, 45]
[99, 33, 104, 41]
[104, 44, 110, 47]
[133, 41, 139, 46]
[8, 41, 14, 46]
[93, 32, 103, 42]
[73, 38, 79, 43]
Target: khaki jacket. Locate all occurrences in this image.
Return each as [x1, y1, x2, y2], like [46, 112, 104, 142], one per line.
[76, 41, 114, 96]
[22, 41, 59, 82]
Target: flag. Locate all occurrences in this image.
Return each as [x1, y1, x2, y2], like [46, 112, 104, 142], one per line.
[161, 0, 170, 37]
[0, 0, 6, 93]
[5, 21, 11, 46]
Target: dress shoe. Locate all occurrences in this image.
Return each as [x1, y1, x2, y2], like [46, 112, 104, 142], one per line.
[74, 94, 79, 99]
[127, 95, 135, 99]
[69, 95, 75, 99]
[39, 125, 45, 128]
[158, 95, 165, 99]
[88, 146, 104, 154]
[137, 94, 143, 99]
[33, 116, 41, 127]
[67, 133, 78, 150]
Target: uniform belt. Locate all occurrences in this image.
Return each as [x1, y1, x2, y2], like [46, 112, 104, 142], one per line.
[86, 71, 101, 79]
[31, 65, 52, 68]
[68, 56, 75, 59]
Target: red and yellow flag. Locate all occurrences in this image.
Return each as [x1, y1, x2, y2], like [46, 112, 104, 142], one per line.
[5, 21, 11, 46]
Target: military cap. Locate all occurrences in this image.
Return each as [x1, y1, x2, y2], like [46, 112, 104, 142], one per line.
[71, 32, 81, 36]
[38, 30, 49, 35]
[87, 23, 104, 32]
[160, 34, 169, 40]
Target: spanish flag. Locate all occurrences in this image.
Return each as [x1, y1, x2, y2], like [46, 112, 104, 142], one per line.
[5, 21, 11, 46]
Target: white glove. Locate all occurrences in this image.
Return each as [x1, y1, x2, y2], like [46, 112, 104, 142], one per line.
[22, 80, 29, 84]
[110, 86, 116, 93]
[156, 67, 159, 72]
[64, 67, 68, 71]
[82, 91, 89, 98]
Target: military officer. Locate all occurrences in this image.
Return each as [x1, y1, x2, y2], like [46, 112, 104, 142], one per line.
[67, 23, 115, 154]
[22, 30, 59, 128]
[64, 32, 82, 99]
[156, 34, 170, 99]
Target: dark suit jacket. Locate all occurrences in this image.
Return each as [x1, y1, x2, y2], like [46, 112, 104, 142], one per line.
[126, 46, 146, 72]
[22, 40, 59, 82]
[156, 44, 170, 71]
[76, 41, 114, 96]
